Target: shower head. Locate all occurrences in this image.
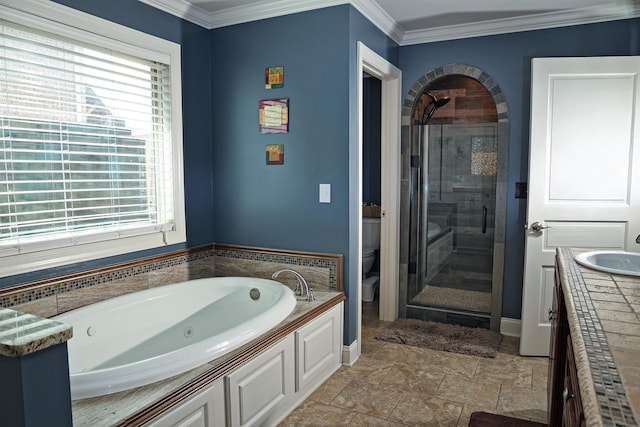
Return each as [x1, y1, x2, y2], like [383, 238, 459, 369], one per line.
[421, 92, 451, 124]
[430, 93, 450, 108]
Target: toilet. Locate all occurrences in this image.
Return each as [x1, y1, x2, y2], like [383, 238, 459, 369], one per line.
[362, 217, 381, 302]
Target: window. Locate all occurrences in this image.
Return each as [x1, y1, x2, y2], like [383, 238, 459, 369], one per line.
[0, 1, 185, 277]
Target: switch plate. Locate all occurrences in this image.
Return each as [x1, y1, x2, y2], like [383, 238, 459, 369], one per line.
[319, 184, 331, 203]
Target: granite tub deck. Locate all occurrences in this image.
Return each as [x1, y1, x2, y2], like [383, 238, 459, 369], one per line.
[0, 308, 72, 357]
[70, 290, 344, 426]
[557, 248, 640, 426]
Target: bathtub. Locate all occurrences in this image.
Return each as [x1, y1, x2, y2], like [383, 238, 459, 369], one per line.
[53, 277, 296, 400]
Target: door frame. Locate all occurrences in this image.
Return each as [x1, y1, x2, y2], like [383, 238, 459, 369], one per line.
[356, 42, 401, 359]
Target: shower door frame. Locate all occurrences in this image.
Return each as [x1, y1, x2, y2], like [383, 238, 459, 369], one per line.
[399, 64, 509, 331]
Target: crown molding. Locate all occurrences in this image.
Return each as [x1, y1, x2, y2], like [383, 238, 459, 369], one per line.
[138, 0, 640, 45]
[400, 2, 640, 45]
[138, 0, 212, 27]
[350, 0, 403, 44]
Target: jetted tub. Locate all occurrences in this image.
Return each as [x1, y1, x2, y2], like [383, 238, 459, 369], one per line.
[54, 277, 296, 400]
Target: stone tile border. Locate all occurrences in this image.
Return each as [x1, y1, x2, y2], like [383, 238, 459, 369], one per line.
[0, 244, 343, 316]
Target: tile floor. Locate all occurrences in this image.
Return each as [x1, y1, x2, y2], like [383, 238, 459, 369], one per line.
[279, 301, 548, 426]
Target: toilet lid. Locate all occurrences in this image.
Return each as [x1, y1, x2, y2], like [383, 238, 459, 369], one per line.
[363, 248, 376, 257]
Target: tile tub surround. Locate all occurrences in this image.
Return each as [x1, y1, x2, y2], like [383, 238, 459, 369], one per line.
[72, 291, 344, 426]
[0, 307, 72, 357]
[0, 244, 343, 318]
[557, 248, 640, 426]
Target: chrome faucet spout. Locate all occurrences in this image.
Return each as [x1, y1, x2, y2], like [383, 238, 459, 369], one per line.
[271, 268, 315, 302]
[636, 234, 640, 244]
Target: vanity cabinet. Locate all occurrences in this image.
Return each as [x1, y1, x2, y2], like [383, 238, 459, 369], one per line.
[549, 261, 585, 427]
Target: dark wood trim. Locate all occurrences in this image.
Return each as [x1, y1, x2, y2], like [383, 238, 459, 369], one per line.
[118, 293, 346, 427]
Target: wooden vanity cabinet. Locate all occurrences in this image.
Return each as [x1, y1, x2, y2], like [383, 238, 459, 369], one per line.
[562, 337, 585, 427]
[549, 261, 585, 427]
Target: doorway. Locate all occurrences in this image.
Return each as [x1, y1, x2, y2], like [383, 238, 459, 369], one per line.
[399, 65, 509, 331]
[353, 42, 401, 364]
[361, 72, 382, 324]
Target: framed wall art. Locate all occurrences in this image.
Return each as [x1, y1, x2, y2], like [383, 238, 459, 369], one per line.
[259, 98, 289, 134]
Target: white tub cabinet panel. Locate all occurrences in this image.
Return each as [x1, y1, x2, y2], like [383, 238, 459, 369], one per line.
[295, 303, 342, 393]
[225, 335, 294, 427]
[144, 379, 225, 427]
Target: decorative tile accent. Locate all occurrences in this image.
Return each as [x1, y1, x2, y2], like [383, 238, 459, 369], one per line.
[1, 245, 342, 316]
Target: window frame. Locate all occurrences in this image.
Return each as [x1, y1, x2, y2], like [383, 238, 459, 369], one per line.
[0, 0, 186, 277]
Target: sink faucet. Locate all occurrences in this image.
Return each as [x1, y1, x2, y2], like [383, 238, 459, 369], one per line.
[271, 269, 315, 302]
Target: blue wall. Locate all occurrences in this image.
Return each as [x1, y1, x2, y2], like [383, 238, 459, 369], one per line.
[399, 17, 640, 318]
[0, 0, 213, 288]
[210, 5, 398, 345]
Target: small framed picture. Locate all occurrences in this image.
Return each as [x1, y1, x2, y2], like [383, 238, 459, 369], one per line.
[259, 98, 288, 134]
[265, 66, 284, 89]
[266, 144, 284, 165]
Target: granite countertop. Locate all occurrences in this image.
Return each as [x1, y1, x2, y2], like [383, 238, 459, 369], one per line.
[557, 248, 640, 427]
[72, 290, 344, 427]
[0, 307, 72, 357]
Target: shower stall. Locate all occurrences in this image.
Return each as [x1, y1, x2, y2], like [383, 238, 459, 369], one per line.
[407, 123, 498, 328]
[400, 67, 509, 331]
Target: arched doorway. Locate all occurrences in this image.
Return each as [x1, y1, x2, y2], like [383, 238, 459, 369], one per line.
[399, 64, 509, 331]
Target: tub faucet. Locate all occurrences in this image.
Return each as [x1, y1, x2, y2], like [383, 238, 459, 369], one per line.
[271, 269, 315, 302]
[636, 234, 640, 244]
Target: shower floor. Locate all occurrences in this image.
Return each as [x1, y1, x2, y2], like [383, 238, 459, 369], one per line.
[410, 249, 493, 313]
[412, 285, 491, 313]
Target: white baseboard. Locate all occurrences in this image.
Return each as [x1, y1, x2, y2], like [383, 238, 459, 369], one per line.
[342, 342, 359, 366]
[500, 317, 521, 337]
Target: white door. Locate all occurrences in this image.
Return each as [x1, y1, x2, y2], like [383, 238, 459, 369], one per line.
[520, 56, 640, 356]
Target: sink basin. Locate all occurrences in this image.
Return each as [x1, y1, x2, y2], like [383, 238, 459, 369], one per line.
[574, 251, 640, 277]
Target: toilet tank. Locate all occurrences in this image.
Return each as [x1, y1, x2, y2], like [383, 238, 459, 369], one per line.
[362, 217, 381, 249]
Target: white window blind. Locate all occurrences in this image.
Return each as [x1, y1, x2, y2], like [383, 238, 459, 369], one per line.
[0, 18, 177, 255]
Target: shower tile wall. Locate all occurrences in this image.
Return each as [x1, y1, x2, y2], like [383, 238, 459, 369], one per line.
[426, 125, 497, 295]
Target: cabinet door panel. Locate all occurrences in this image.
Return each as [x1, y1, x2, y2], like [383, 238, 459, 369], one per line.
[295, 304, 342, 392]
[226, 335, 294, 427]
[144, 379, 225, 427]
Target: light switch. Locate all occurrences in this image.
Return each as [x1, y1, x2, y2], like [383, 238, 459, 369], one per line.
[319, 184, 331, 203]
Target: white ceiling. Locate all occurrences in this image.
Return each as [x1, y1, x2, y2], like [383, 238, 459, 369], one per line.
[139, 0, 640, 45]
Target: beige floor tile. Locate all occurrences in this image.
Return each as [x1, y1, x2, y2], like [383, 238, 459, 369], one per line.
[419, 348, 480, 378]
[339, 355, 395, 385]
[437, 375, 500, 409]
[457, 404, 495, 427]
[389, 393, 463, 426]
[371, 341, 432, 366]
[380, 363, 445, 395]
[497, 385, 548, 423]
[347, 413, 405, 426]
[531, 362, 549, 391]
[332, 380, 403, 418]
[307, 371, 352, 404]
[278, 400, 355, 427]
[474, 357, 533, 387]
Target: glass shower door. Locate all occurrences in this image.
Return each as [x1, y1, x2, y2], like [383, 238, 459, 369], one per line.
[410, 123, 498, 315]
